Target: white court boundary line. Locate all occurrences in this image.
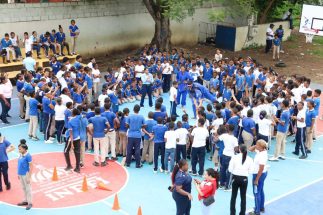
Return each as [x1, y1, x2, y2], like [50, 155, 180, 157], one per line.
[101, 200, 130, 215]
[246, 176, 323, 213]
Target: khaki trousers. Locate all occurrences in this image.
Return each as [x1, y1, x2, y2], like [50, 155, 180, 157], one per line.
[274, 131, 286, 157]
[242, 130, 254, 148]
[19, 175, 32, 204]
[105, 131, 116, 158]
[142, 139, 154, 163]
[17, 92, 25, 118]
[119, 131, 127, 156]
[28, 115, 38, 137]
[93, 137, 106, 163]
[305, 127, 314, 150]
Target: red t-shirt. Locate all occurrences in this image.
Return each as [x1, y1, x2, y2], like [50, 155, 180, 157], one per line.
[198, 179, 217, 201]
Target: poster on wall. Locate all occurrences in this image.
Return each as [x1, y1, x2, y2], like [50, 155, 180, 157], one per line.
[299, 4, 323, 36]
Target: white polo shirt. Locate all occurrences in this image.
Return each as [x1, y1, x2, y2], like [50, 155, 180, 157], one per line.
[170, 86, 177, 102]
[258, 118, 272, 136]
[54, 104, 67, 121]
[135, 65, 145, 79]
[296, 108, 306, 128]
[229, 153, 253, 177]
[253, 150, 268, 174]
[175, 128, 189, 145]
[165, 130, 178, 149]
[219, 133, 238, 157]
[191, 127, 209, 148]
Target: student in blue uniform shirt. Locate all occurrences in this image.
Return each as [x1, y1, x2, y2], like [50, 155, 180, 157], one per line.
[305, 100, 316, 154]
[142, 112, 157, 164]
[16, 73, 26, 119]
[187, 82, 217, 104]
[203, 62, 213, 88]
[313, 89, 321, 141]
[235, 69, 246, 102]
[42, 88, 56, 144]
[1, 33, 16, 63]
[227, 108, 241, 138]
[84, 67, 93, 104]
[125, 105, 145, 168]
[153, 102, 167, 122]
[28, 92, 41, 141]
[181, 114, 190, 130]
[0, 133, 15, 192]
[152, 117, 168, 173]
[57, 25, 71, 56]
[75, 105, 88, 168]
[223, 83, 233, 102]
[40, 32, 56, 57]
[176, 65, 193, 109]
[245, 68, 255, 98]
[241, 109, 256, 148]
[64, 108, 82, 173]
[209, 72, 219, 94]
[227, 60, 236, 77]
[49, 56, 61, 75]
[74, 55, 83, 70]
[69, 19, 79, 55]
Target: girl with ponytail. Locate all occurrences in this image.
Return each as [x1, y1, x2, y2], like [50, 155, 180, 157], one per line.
[228, 144, 253, 215]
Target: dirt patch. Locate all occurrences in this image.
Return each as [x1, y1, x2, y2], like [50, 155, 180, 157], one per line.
[84, 31, 323, 84]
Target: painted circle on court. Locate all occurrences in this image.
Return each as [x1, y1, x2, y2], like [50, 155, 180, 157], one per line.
[4, 152, 128, 208]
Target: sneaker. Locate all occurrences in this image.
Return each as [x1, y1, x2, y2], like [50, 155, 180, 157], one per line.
[26, 204, 32, 210]
[64, 166, 73, 171]
[80, 163, 84, 168]
[136, 164, 143, 168]
[153, 170, 157, 174]
[159, 167, 164, 173]
[148, 162, 153, 165]
[278, 156, 286, 160]
[306, 149, 311, 154]
[25, 119, 30, 122]
[218, 185, 225, 190]
[92, 162, 100, 167]
[313, 138, 316, 142]
[73, 168, 80, 173]
[111, 157, 118, 161]
[299, 155, 307, 159]
[224, 188, 232, 192]
[292, 151, 299, 156]
[17, 202, 28, 206]
[28, 135, 32, 139]
[268, 157, 279, 161]
[6, 182, 11, 190]
[101, 161, 107, 167]
[165, 170, 169, 174]
[19, 115, 25, 120]
[192, 173, 197, 176]
[32, 137, 39, 141]
[45, 140, 53, 144]
[49, 137, 56, 141]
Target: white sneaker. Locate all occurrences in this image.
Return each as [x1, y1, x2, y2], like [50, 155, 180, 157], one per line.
[159, 167, 164, 173]
[49, 137, 56, 141]
[153, 170, 157, 174]
[224, 188, 232, 192]
[278, 156, 286, 160]
[268, 157, 279, 161]
[45, 140, 53, 144]
[165, 170, 169, 174]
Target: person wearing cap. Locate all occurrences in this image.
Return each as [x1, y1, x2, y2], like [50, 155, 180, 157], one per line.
[265, 24, 275, 53]
[0, 133, 15, 192]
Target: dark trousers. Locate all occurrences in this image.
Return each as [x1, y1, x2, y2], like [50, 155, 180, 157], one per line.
[125, 137, 141, 167]
[42, 44, 56, 56]
[170, 101, 177, 117]
[172, 191, 191, 215]
[295, 127, 307, 156]
[0, 98, 10, 121]
[162, 74, 171, 92]
[176, 144, 186, 162]
[64, 138, 81, 170]
[33, 44, 41, 55]
[0, 161, 9, 189]
[230, 175, 248, 215]
[43, 113, 53, 141]
[191, 146, 205, 175]
[140, 84, 152, 107]
[59, 42, 70, 54]
[55, 120, 65, 144]
[220, 155, 232, 188]
[258, 134, 268, 143]
[265, 39, 272, 53]
[39, 111, 44, 132]
[154, 142, 165, 170]
[253, 172, 267, 214]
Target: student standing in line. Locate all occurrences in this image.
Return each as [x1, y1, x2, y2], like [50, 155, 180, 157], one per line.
[125, 105, 145, 168]
[88, 107, 110, 167]
[76, 105, 88, 168]
[313, 89, 321, 141]
[249, 140, 268, 215]
[270, 99, 290, 161]
[193, 168, 218, 215]
[164, 122, 178, 173]
[170, 81, 178, 117]
[229, 144, 253, 215]
[54, 97, 66, 144]
[257, 111, 275, 144]
[118, 108, 129, 157]
[152, 117, 168, 173]
[241, 109, 256, 148]
[140, 68, 154, 107]
[171, 159, 192, 215]
[305, 100, 316, 154]
[28, 92, 41, 141]
[16, 73, 25, 120]
[0, 133, 15, 192]
[141, 111, 156, 165]
[42, 88, 57, 144]
[291, 102, 307, 159]
[191, 118, 209, 176]
[17, 140, 33, 210]
[175, 121, 189, 162]
[69, 19, 79, 55]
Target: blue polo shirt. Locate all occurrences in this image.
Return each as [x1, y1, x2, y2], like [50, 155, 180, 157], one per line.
[174, 170, 192, 193]
[126, 114, 145, 138]
[80, 117, 88, 142]
[1, 38, 12, 48]
[101, 111, 116, 129]
[42, 97, 54, 114]
[305, 109, 316, 127]
[22, 82, 34, 94]
[227, 116, 240, 137]
[144, 119, 157, 140]
[0, 140, 11, 162]
[85, 75, 93, 89]
[227, 65, 236, 77]
[242, 117, 255, 135]
[68, 116, 82, 140]
[257, 73, 266, 88]
[88, 116, 108, 138]
[18, 153, 32, 176]
[277, 110, 290, 133]
[69, 25, 79, 37]
[55, 32, 65, 43]
[119, 116, 128, 132]
[29, 98, 39, 116]
[182, 122, 190, 130]
[86, 111, 95, 119]
[203, 67, 213, 81]
[223, 87, 232, 102]
[236, 75, 245, 91]
[210, 78, 219, 89]
[50, 61, 61, 75]
[245, 73, 255, 88]
[153, 111, 166, 122]
[73, 93, 83, 104]
[17, 80, 25, 92]
[152, 124, 168, 143]
[313, 98, 320, 117]
[64, 109, 72, 128]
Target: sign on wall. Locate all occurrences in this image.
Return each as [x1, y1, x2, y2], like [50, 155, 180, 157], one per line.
[299, 4, 323, 36]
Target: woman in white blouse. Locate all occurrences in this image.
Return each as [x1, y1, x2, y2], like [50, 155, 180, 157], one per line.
[54, 97, 66, 144]
[249, 140, 268, 215]
[229, 144, 253, 215]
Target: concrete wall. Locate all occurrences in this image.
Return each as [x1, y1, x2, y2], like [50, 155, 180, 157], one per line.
[235, 21, 292, 51]
[0, 0, 214, 55]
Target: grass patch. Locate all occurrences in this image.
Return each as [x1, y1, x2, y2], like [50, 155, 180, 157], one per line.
[311, 49, 323, 57]
[287, 34, 297, 42]
[313, 36, 323, 45]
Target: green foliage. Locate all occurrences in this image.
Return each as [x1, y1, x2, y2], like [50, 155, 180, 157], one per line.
[313, 36, 323, 45]
[242, 43, 262, 50]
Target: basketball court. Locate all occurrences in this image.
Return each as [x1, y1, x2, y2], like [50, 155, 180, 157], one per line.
[0, 88, 323, 215]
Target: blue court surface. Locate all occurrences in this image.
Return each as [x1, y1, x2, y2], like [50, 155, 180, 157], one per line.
[0, 93, 323, 215]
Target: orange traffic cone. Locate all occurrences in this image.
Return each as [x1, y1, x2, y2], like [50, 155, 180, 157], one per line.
[137, 206, 143, 215]
[82, 176, 88, 192]
[96, 180, 112, 191]
[52, 166, 58, 181]
[112, 194, 120, 210]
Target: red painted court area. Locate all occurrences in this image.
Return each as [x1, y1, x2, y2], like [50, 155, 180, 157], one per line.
[4, 153, 128, 208]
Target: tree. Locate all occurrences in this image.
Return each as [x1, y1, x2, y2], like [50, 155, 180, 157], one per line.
[143, 0, 205, 51]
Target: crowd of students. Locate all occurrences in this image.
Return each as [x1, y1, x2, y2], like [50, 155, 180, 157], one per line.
[0, 42, 321, 215]
[0, 19, 79, 64]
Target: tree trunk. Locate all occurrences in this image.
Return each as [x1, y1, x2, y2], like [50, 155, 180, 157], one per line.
[258, 0, 276, 24]
[151, 16, 171, 51]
